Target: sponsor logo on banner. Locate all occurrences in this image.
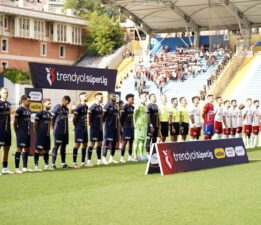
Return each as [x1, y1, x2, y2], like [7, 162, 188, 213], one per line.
[146, 138, 249, 175]
[214, 148, 225, 159]
[235, 146, 245, 156]
[46, 68, 56, 86]
[29, 91, 43, 101]
[29, 62, 117, 92]
[225, 147, 236, 157]
[30, 102, 42, 113]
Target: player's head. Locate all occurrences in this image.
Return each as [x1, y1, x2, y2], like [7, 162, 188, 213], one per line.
[224, 100, 230, 108]
[207, 94, 214, 103]
[109, 93, 117, 103]
[171, 97, 178, 107]
[139, 92, 147, 104]
[192, 96, 200, 106]
[253, 100, 259, 107]
[161, 94, 167, 104]
[149, 93, 157, 103]
[179, 97, 187, 106]
[42, 98, 51, 110]
[231, 99, 237, 108]
[79, 92, 87, 103]
[238, 103, 245, 110]
[62, 95, 71, 106]
[118, 100, 124, 109]
[125, 93, 134, 105]
[95, 92, 103, 104]
[20, 95, 31, 107]
[246, 98, 252, 106]
[0, 87, 8, 101]
[216, 96, 223, 105]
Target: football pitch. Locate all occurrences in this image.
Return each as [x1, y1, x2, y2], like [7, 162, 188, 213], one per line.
[0, 125, 261, 225]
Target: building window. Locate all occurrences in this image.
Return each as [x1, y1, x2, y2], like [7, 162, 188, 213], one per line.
[40, 43, 47, 56]
[72, 26, 82, 45]
[4, 16, 8, 30]
[59, 45, 65, 58]
[57, 24, 66, 42]
[18, 17, 30, 38]
[1, 38, 8, 52]
[1, 61, 8, 70]
[34, 20, 45, 40]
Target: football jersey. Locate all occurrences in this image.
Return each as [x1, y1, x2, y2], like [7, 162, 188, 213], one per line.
[243, 107, 253, 125]
[147, 103, 159, 128]
[74, 103, 88, 128]
[103, 102, 119, 130]
[237, 109, 243, 127]
[0, 100, 11, 131]
[52, 104, 69, 134]
[159, 104, 169, 122]
[120, 104, 134, 128]
[169, 107, 180, 123]
[35, 110, 52, 136]
[180, 106, 189, 123]
[252, 108, 260, 126]
[134, 103, 147, 129]
[230, 108, 238, 128]
[214, 105, 223, 122]
[223, 108, 231, 128]
[15, 106, 31, 134]
[189, 106, 201, 127]
[203, 102, 215, 125]
[88, 103, 103, 130]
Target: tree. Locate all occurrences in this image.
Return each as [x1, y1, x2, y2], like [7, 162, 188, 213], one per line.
[83, 12, 125, 56]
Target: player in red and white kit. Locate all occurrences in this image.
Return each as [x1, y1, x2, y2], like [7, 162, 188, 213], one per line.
[230, 100, 238, 138]
[202, 95, 215, 140]
[222, 100, 231, 139]
[213, 97, 223, 140]
[189, 96, 202, 141]
[243, 98, 253, 148]
[236, 104, 244, 138]
[259, 110, 261, 147]
[251, 100, 260, 148]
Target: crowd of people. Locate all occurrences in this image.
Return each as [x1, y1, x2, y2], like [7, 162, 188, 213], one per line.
[0, 86, 260, 175]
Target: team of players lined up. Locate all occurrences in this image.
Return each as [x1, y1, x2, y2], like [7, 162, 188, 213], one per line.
[0, 87, 260, 175]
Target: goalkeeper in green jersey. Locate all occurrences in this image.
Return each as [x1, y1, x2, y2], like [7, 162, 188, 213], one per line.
[134, 92, 148, 161]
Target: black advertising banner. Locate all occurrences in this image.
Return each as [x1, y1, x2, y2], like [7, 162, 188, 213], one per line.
[146, 138, 249, 176]
[29, 62, 117, 92]
[146, 144, 161, 174]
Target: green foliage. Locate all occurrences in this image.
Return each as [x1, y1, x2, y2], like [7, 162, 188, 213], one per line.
[83, 12, 125, 56]
[1, 68, 30, 83]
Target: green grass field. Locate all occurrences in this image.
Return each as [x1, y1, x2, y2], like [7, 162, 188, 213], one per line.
[1, 125, 261, 225]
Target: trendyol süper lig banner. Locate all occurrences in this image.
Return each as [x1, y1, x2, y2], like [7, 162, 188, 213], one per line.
[146, 138, 249, 176]
[29, 62, 117, 92]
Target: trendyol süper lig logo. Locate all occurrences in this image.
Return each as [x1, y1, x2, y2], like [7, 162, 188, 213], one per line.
[46, 67, 56, 86]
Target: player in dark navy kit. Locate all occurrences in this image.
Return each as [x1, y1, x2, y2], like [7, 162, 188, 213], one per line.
[51, 96, 71, 169]
[120, 94, 135, 163]
[102, 93, 120, 164]
[146, 94, 160, 158]
[0, 87, 14, 175]
[34, 98, 53, 171]
[72, 92, 88, 168]
[87, 93, 104, 166]
[14, 95, 33, 174]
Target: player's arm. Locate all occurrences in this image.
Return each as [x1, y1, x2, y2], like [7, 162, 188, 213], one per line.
[202, 104, 208, 120]
[222, 112, 227, 128]
[119, 107, 126, 127]
[87, 110, 92, 126]
[13, 108, 20, 131]
[72, 106, 79, 126]
[51, 105, 58, 129]
[34, 112, 41, 133]
[190, 110, 195, 127]
[103, 104, 109, 122]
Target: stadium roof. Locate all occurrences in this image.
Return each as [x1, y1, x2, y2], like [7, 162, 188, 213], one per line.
[102, 0, 261, 34]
